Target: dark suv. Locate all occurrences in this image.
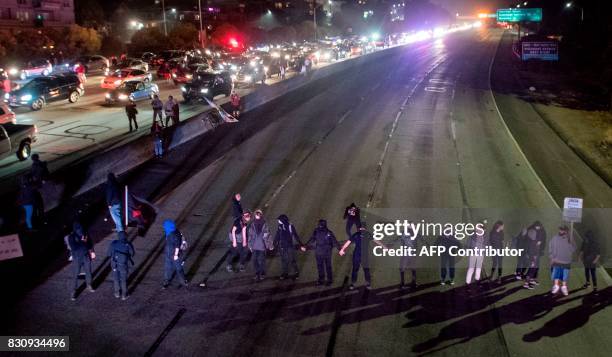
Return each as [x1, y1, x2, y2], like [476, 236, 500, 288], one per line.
[5, 74, 84, 111]
[181, 71, 232, 102]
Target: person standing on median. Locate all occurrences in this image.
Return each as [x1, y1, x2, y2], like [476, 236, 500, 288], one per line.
[107, 230, 135, 300]
[549, 225, 576, 296]
[248, 209, 273, 282]
[17, 174, 36, 231]
[164, 95, 177, 127]
[68, 221, 95, 300]
[274, 214, 302, 280]
[151, 120, 164, 158]
[162, 219, 188, 289]
[105, 173, 123, 232]
[580, 230, 600, 291]
[302, 219, 340, 286]
[151, 94, 163, 126]
[125, 99, 138, 132]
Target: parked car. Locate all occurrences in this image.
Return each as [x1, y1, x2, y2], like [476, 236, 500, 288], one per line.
[105, 80, 159, 104]
[6, 59, 53, 80]
[5, 74, 84, 111]
[75, 55, 110, 73]
[0, 123, 37, 161]
[181, 71, 232, 102]
[105, 59, 148, 75]
[0, 102, 16, 124]
[101, 69, 151, 89]
[234, 63, 266, 86]
[172, 64, 209, 85]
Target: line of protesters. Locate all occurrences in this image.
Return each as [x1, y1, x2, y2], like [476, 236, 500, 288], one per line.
[64, 196, 601, 301]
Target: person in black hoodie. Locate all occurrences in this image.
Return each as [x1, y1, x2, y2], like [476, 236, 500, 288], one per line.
[17, 174, 36, 230]
[274, 214, 302, 280]
[107, 230, 135, 300]
[513, 227, 529, 280]
[436, 233, 460, 285]
[525, 221, 546, 286]
[106, 173, 123, 232]
[343, 203, 362, 240]
[580, 230, 600, 291]
[231, 193, 243, 220]
[302, 219, 340, 286]
[489, 220, 505, 283]
[68, 222, 96, 300]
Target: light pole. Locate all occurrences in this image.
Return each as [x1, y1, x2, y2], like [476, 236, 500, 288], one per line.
[565, 2, 584, 22]
[161, 0, 167, 36]
[198, 0, 205, 48]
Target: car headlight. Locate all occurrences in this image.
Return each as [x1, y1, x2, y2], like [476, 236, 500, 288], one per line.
[105, 93, 111, 99]
[118, 94, 128, 100]
[181, 87, 186, 92]
[231, 65, 237, 71]
[172, 73, 177, 78]
[186, 74, 192, 79]
[244, 75, 252, 82]
[114, 80, 122, 85]
[323, 53, 331, 60]
[263, 66, 269, 72]
[8, 68, 18, 76]
[4, 93, 9, 100]
[231, 74, 237, 80]
[284, 54, 290, 60]
[20, 94, 32, 101]
[200, 88, 208, 93]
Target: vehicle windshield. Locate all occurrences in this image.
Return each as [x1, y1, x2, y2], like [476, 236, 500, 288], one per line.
[112, 70, 130, 77]
[19, 79, 47, 91]
[119, 82, 138, 91]
[194, 73, 215, 82]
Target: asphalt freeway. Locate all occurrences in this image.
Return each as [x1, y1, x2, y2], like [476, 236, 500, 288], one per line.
[5, 28, 612, 356]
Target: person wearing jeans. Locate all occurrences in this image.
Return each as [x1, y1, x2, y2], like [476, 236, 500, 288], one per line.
[436, 234, 459, 285]
[17, 175, 36, 230]
[227, 212, 251, 273]
[248, 209, 272, 281]
[549, 226, 576, 296]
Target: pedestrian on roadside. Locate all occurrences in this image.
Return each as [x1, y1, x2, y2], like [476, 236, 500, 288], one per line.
[17, 174, 36, 231]
[107, 230, 134, 300]
[231, 193, 243, 220]
[580, 230, 600, 291]
[549, 225, 576, 296]
[105, 173, 123, 232]
[164, 96, 176, 127]
[226, 211, 251, 273]
[125, 99, 138, 132]
[274, 214, 302, 280]
[30, 153, 49, 187]
[230, 91, 241, 119]
[436, 233, 460, 285]
[68, 221, 96, 300]
[151, 120, 164, 158]
[1, 72, 11, 95]
[162, 219, 188, 289]
[301, 219, 340, 286]
[399, 225, 419, 289]
[172, 98, 180, 126]
[339, 223, 386, 290]
[489, 220, 505, 283]
[151, 94, 163, 125]
[526, 221, 546, 286]
[248, 209, 273, 281]
[513, 227, 529, 280]
[343, 203, 362, 240]
[466, 224, 487, 287]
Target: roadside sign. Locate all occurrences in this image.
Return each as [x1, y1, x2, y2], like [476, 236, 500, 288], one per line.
[522, 41, 559, 61]
[0, 234, 23, 262]
[563, 197, 583, 223]
[497, 8, 542, 22]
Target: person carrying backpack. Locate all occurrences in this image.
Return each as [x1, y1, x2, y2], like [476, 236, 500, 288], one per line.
[107, 230, 135, 300]
[162, 219, 188, 289]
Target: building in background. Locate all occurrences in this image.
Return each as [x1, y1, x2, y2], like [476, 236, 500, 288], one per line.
[0, 0, 75, 28]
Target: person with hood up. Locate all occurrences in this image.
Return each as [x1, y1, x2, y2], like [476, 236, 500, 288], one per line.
[436, 233, 461, 285]
[343, 203, 362, 240]
[107, 230, 135, 300]
[513, 227, 529, 280]
[274, 214, 302, 280]
[68, 222, 96, 300]
[226, 211, 251, 273]
[248, 209, 273, 281]
[523, 224, 544, 290]
[580, 230, 600, 291]
[549, 225, 576, 296]
[162, 219, 188, 289]
[466, 223, 487, 287]
[526, 221, 547, 286]
[231, 193, 243, 220]
[302, 219, 340, 286]
[488, 220, 505, 283]
[105, 173, 123, 232]
[339, 222, 386, 290]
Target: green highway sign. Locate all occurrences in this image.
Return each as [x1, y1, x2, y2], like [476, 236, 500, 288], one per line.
[496, 8, 542, 22]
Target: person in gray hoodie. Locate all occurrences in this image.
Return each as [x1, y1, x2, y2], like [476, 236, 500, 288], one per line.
[549, 225, 576, 296]
[248, 209, 273, 281]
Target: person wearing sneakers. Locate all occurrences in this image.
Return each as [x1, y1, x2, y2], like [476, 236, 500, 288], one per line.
[247, 209, 273, 282]
[68, 222, 96, 300]
[339, 223, 386, 290]
[549, 225, 576, 296]
[436, 233, 460, 286]
[226, 211, 251, 273]
[580, 230, 600, 291]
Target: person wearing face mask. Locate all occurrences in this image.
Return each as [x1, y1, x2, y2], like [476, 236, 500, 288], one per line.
[343, 203, 362, 240]
[248, 209, 273, 281]
[68, 221, 96, 300]
[274, 214, 302, 280]
[302, 219, 340, 286]
[549, 225, 576, 296]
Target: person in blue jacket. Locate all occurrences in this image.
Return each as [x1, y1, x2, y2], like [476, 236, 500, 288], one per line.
[162, 219, 188, 289]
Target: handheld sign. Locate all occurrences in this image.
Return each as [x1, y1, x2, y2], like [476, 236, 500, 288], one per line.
[0, 234, 23, 262]
[563, 197, 583, 223]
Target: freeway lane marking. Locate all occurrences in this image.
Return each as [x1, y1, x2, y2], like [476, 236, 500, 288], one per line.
[263, 109, 353, 208]
[424, 86, 446, 93]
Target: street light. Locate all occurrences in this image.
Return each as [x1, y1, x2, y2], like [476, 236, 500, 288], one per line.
[161, 0, 167, 36]
[198, 0, 204, 48]
[565, 2, 584, 22]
